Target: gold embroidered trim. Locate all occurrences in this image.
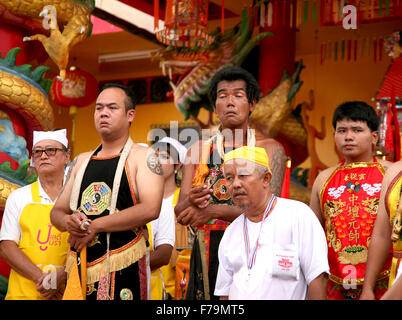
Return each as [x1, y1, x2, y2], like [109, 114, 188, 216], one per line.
[65, 236, 147, 285]
[329, 269, 390, 286]
[337, 245, 368, 265]
[86, 236, 146, 284]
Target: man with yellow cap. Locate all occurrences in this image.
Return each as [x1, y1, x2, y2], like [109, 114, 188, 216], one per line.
[0, 129, 71, 299]
[214, 146, 329, 299]
[175, 66, 287, 300]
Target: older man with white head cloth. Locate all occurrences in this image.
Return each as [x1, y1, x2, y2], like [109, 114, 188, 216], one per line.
[0, 129, 71, 300]
[214, 146, 329, 300]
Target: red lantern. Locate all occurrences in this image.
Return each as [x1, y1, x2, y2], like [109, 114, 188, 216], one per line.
[51, 68, 98, 108]
[155, 0, 214, 48]
[50, 68, 98, 155]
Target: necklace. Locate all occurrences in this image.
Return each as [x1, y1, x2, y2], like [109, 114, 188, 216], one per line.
[243, 194, 276, 278]
[215, 127, 256, 159]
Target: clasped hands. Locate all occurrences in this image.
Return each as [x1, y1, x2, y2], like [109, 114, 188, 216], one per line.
[36, 268, 66, 300]
[176, 185, 213, 227]
[65, 210, 96, 252]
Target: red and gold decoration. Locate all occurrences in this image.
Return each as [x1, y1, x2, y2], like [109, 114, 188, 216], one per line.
[375, 31, 402, 161]
[51, 67, 98, 108]
[321, 161, 391, 295]
[51, 67, 98, 153]
[154, 0, 215, 47]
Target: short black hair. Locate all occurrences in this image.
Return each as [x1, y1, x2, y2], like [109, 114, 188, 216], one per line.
[208, 66, 260, 106]
[332, 101, 379, 132]
[101, 82, 136, 112]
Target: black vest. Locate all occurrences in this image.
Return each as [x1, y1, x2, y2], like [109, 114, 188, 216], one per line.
[77, 147, 141, 263]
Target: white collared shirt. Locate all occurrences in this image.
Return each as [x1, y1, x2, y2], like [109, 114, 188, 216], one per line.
[214, 197, 329, 300]
[0, 179, 55, 244]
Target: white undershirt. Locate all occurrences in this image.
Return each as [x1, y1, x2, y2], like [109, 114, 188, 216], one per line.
[0, 179, 54, 245]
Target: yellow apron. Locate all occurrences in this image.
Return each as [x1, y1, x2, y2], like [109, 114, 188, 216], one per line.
[388, 173, 402, 287]
[5, 181, 69, 300]
[147, 188, 180, 300]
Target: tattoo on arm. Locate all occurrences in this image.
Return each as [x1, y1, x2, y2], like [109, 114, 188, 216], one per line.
[269, 145, 286, 196]
[147, 153, 163, 176]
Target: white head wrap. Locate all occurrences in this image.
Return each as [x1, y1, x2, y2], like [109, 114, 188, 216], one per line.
[158, 137, 188, 164]
[137, 143, 148, 147]
[30, 129, 68, 166]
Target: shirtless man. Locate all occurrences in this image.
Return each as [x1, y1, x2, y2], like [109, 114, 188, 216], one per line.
[50, 83, 164, 300]
[310, 101, 392, 300]
[174, 66, 287, 299]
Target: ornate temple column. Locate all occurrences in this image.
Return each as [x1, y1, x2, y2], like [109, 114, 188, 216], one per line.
[0, 21, 30, 62]
[258, 0, 297, 95]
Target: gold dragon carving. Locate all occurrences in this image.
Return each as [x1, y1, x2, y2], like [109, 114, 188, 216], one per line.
[0, 0, 92, 79]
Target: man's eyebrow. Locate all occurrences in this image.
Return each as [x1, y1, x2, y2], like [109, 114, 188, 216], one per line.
[33, 145, 61, 150]
[336, 125, 364, 130]
[217, 88, 247, 93]
[236, 168, 252, 174]
[95, 102, 119, 106]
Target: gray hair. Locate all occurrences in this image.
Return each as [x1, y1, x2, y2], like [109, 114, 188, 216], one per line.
[254, 163, 269, 178]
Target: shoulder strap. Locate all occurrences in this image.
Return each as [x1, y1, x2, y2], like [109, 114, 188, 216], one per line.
[105, 137, 133, 299]
[31, 181, 41, 203]
[108, 137, 133, 217]
[172, 188, 180, 207]
[69, 147, 99, 212]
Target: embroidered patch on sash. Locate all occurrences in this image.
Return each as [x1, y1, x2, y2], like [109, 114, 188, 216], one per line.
[212, 179, 230, 201]
[81, 182, 111, 215]
[338, 245, 368, 265]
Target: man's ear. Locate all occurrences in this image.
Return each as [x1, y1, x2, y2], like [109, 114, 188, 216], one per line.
[249, 99, 257, 115]
[127, 109, 136, 122]
[65, 149, 71, 165]
[263, 170, 272, 187]
[372, 130, 379, 146]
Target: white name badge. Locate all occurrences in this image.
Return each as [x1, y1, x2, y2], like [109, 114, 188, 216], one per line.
[272, 245, 299, 280]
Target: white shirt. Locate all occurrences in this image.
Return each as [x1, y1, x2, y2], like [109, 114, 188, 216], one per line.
[0, 179, 54, 244]
[214, 197, 329, 300]
[150, 194, 175, 249]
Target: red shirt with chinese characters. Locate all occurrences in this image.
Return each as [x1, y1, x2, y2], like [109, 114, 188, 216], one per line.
[320, 159, 391, 286]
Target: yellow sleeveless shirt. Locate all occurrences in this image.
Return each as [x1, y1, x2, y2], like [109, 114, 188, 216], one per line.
[387, 172, 402, 287]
